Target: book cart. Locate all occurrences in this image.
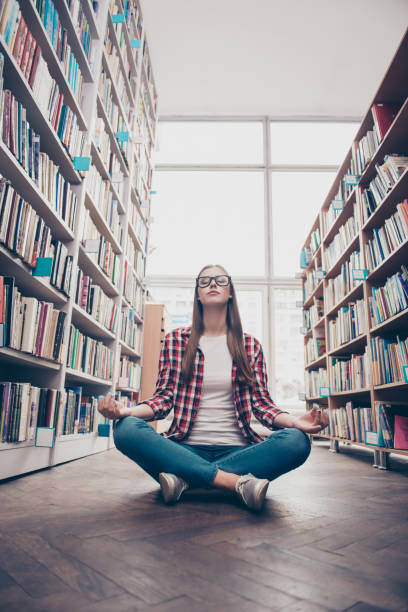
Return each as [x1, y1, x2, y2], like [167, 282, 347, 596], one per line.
[300, 28, 408, 470]
[0, 0, 158, 479]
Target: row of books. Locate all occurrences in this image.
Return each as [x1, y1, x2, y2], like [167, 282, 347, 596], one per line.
[328, 351, 371, 392]
[129, 198, 148, 250]
[375, 403, 408, 449]
[36, 158, 78, 231]
[323, 199, 345, 237]
[304, 335, 325, 365]
[300, 227, 320, 269]
[327, 298, 366, 350]
[0, 382, 62, 442]
[2, 87, 84, 165]
[34, 0, 87, 100]
[322, 401, 408, 450]
[368, 264, 408, 327]
[61, 387, 99, 436]
[104, 28, 131, 126]
[66, 324, 114, 380]
[365, 200, 408, 273]
[82, 211, 120, 288]
[327, 403, 373, 443]
[319, 104, 400, 244]
[370, 334, 408, 386]
[360, 155, 408, 223]
[354, 104, 400, 177]
[66, 0, 94, 63]
[136, 138, 153, 189]
[120, 304, 142, 351]
[324, 202, 360, 271]
[302, 265, 324, 302]
[98, 66, 128, 139]
[0, 276, 66, 360]
[303, 296, 323, 330]
[122, 259, 144, 314]
[0, 183, 73, 293]
[74, 268, 119, 334]
[117, 355, 141, 389]
[304, 367, 328, 398]
[86, 164, 122, 243]
[125, 236, 145, 278]
[0, 380, 107, 443]
[324, 250, 363, 311]
[108, 3, 135, 86]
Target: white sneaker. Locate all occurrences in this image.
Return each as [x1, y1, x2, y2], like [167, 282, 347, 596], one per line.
[235, 473, 269, 511]
[159, 472, 189, 504]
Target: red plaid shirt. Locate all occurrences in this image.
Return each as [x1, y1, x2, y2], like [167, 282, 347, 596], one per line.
[141, 326, 287, 444]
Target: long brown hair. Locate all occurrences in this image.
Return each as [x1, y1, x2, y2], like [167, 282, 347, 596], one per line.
[181, 264, 256, 387]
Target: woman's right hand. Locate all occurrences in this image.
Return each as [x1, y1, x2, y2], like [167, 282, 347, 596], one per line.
[97, 393, 133, 420]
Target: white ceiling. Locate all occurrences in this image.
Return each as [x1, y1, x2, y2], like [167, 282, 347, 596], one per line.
[139, 0, 408, 119]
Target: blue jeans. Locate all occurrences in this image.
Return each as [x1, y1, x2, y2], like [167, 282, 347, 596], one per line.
[113, 417, 311, 489]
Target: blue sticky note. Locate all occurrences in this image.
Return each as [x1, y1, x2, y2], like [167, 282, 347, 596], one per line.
[35, 427, 55, 447]
[73, 156, 90, 171]
[150, 190, 157, 195]
[112, 13, 125, 23]
[131, 39, 141, 48]
[98, 424, 110, 437]
[319, 386, 330, 397]
[352, 268, 368, 281]
[116, 131, 129, 142]
[365, 430, 378, 446]
[33, 257, 53, 277]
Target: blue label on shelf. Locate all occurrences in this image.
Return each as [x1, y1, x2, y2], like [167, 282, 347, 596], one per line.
[35, 427, 55, 448]
[131, 39, 141, 48]
[98, 424, 110, 437]
[403, 365, 408, 383]
[116, 131, 129, 142]
[315, 269, 325, 280]
[150, 190, 157, 195]
[364, 430, 378, 446]
[352, 268, 368, 281]
[332, 199, 344, 211]
[73, 156, 91, 171]
[32, 257, 53, 277]
[344, 174, 360, 185]
[319, 386, 330, 397]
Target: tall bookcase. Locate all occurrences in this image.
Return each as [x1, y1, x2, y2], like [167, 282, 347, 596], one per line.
[0, 0, 158, 479]
[300, 28, 408, 470]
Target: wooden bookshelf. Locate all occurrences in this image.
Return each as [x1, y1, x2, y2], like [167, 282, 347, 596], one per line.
[300, 27, 408, 469]
[0, 0, 158, 478]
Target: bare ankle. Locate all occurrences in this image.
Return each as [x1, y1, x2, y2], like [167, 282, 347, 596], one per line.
[212, 469, 240, 491]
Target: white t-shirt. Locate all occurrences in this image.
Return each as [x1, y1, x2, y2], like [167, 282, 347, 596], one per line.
[186, 334, 249, 446]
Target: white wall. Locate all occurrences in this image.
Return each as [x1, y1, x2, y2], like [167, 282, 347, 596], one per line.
[140, 0, 408, 117]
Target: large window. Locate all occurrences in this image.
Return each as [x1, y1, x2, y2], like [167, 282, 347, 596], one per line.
[147, 171, 265, 276]
[271, 171, 337, 277]
[155, 121, 263, 165]
[270, 122, 360, 166]
[148, 286, 264, 344]
[148, 119, 361, 404]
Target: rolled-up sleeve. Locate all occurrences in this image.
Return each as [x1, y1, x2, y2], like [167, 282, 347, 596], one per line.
[251, 342, 288, 429]
[140, 331, 175, 420]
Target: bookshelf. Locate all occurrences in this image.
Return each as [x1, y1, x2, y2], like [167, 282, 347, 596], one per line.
[300, 28, 408, 470]
[0, 0, 158, 479]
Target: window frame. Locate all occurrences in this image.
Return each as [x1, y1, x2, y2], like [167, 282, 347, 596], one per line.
[146, 115, 361, 405]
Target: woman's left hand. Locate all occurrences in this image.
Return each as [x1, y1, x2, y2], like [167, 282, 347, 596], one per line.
[292, 406, 329, 434]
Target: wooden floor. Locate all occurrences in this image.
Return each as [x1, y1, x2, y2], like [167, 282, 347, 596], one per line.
[1, 440, 408, 612]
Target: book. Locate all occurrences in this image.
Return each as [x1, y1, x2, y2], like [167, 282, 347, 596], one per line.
[394, 414, 408, 449]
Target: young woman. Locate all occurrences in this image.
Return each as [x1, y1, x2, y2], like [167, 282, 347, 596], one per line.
[98, 264, 329, 511]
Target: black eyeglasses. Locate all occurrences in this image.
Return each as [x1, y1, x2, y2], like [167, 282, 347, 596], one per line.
[196, 275, 231, 288]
